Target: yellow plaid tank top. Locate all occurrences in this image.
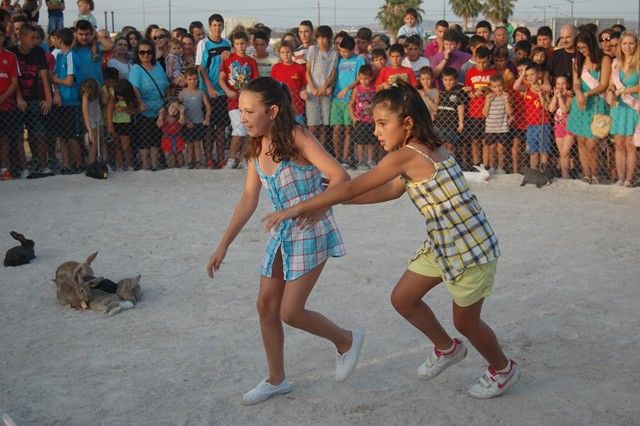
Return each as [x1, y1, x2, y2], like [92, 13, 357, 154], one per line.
[402, 145, 500, 282]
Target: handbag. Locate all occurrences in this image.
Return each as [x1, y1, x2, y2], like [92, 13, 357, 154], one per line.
[590, 98, 611, 138]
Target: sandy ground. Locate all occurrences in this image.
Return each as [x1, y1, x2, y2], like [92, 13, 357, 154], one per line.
[1, 170, 639, 425]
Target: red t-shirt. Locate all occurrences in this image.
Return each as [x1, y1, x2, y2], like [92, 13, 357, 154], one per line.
[270, 61, 307, 115]
[510, 89, 528, 130]
[464, 67, 496, 118]
[0, 49, 19, 111]
[375, 66, 417, 88]
[523, 88, 550, 125]
[221, 53, 259, 110]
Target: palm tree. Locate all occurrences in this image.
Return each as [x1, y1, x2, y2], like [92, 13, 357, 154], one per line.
[449, 0, 483, 31]
[482, 0, 516, 26]
[376, 0, 424, 41]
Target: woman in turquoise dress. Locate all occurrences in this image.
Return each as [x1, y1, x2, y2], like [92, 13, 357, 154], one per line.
[567, 31, 612, 184]
[608, 31, 640, 187]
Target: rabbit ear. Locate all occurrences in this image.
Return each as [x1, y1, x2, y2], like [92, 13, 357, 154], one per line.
[73, 265, 84, 284]
[3, 413, 17, 426]
[86, 251, 99, 265]
[87, 277, 104, 287]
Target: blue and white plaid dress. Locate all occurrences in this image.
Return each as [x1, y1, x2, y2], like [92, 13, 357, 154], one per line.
[254, 159, 346, 281]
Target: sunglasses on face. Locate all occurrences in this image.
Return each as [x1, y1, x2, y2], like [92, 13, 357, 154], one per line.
[138, 49, 153, 55]
[152, 35, 166, 40]
[599, 36, 610, 42]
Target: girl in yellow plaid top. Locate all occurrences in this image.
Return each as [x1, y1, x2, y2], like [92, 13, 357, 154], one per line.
[263, 80, 521, 399]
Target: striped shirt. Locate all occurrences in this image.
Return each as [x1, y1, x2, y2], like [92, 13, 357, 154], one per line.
[485, 95, 509, 134]
[254, 159, 345, 281]
[402, 145, 500, 282]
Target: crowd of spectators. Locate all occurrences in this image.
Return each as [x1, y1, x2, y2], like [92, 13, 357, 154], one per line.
[0, 4, 638, 186]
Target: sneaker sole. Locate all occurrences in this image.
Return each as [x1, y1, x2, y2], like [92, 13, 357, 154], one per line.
[467, 368, 521, 399]
[241, 385, 293, 406]
[417, 344, 468, 381]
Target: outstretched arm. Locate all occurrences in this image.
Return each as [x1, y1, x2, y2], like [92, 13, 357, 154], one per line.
[207, 162, 262, 278]
[262, 149, 407, 231]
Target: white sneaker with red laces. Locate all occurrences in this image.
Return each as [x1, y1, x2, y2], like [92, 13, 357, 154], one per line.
[467, 359, 521, 399]
[417, 337, 467, 380]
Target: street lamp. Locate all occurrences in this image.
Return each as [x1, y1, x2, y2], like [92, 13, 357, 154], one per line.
[533, 5, 548, 25]
[566, 0, 574, 18]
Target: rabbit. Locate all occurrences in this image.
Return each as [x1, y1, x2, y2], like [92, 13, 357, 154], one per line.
[117, 275, 142, 304]
[3, 413, 16, 426]
[520, 166, 554, 188]
[55, 251, 98, 281]
[462, 165, 491, 184]
[54, 266, 99, 310]
[89, 288, 134, 316]
[91, 277, 118, 294]
[4, 231, 35, 267]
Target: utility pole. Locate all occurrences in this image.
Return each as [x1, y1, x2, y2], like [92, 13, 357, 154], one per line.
[317, 0, 321, 25]
[168, 0, 172, 30]
[443, 0, 446, 20]
[110, 11, 114, 33]
[566, 0, 574, 18]
[142, 0, 146, 29]
[333, 0, 336, 27]
[103, 11, 107, 29]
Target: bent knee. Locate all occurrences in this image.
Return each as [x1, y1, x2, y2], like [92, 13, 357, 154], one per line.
[280, 306, 304, 327]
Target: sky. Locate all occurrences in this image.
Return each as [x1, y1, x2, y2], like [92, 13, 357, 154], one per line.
[57, 0, 638, 32]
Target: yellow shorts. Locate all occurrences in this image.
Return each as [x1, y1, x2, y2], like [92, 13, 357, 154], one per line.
[407, 245, 497, 308]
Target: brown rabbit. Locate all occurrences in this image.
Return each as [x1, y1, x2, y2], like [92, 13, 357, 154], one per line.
[55, 251, 98, 281]
[55, 267, 99, 310]
[89, 288, 134, 316]
[117, 275, 142, 304]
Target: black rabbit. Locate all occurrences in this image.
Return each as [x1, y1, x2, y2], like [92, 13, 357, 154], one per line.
[520, 167, 554, 188]
[4, 231, 35, 267]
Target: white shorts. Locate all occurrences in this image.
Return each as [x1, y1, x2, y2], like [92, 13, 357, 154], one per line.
[228, 109, 247, 137]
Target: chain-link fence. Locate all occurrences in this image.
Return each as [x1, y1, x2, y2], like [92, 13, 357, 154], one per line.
[1, 55, 638, 185]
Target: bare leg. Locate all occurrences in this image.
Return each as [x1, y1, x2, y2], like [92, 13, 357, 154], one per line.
[150, 146, 159, 169]
[614, 135, 626, 182]
[452, 299, 508, 370]
[390, 270, 453, 351]
[586, 138, 599, 179]
[576, 136, 589, 178]
[256, 251, 287, 385]
[625, 138, 637, 183]
[280, 260, 352, 354]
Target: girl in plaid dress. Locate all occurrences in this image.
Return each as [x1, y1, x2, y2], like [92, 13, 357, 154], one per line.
[207, 77, 365, 405]
[263, 80, 520, 399]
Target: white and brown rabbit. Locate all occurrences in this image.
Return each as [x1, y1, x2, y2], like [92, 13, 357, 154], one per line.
[89, 288, 134, 316]
[54, 266, 99, 310]
[117, 275, 142, 304]
[55, 251, 98, 281]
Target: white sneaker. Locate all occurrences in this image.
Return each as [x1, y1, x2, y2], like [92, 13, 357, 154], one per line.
[20, 169, 30, 179]
[356, 162, 368, 171]
[225, 158, 237, 169]
[241, 378, 293, 405]
[236, 159, 245, 169]
[417, 337, 467, 380]
[335, 328, 365, 382]
[467, 359, 521, 399]
[366, 160, 376, 169]
[495, 168, 506, 175]
[41, 167, 53, 174]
